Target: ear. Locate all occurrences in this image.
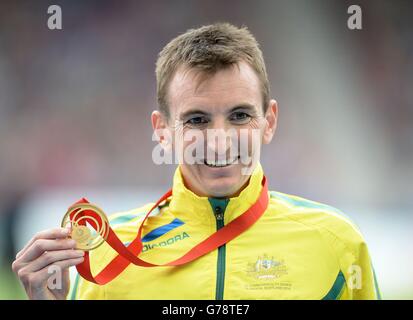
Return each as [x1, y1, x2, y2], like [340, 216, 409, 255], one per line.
[262, 99, 278, 144]
[151, 110, 171, 151]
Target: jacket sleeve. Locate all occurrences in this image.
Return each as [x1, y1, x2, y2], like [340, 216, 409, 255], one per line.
[336, 232, 382, 300]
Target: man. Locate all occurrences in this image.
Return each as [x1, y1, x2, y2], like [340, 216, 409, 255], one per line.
[12, 23, 381, 300]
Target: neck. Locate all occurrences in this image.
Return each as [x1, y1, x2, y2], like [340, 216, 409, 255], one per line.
[180, 174, 251, 199]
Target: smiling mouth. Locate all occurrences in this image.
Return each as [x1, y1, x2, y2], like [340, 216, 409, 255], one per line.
[204, 155, 240, 168]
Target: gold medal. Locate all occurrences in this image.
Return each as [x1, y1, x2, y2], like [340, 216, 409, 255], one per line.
[61, 203, 109, 251]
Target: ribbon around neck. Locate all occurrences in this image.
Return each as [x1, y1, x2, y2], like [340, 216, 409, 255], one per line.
[67, 176, 269, 285]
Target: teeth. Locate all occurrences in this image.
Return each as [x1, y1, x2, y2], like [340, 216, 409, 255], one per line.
[216, 159, 227, 166]
[205, 156, 238, 167]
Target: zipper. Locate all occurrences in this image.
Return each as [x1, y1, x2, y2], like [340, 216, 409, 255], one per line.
[208, 198, 229, 300]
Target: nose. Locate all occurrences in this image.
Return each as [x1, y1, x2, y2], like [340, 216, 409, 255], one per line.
[206, 120, 236, 160]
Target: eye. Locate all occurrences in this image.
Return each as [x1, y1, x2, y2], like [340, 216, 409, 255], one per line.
[186, 116, 209, 126]
[230, 112, 251, 123]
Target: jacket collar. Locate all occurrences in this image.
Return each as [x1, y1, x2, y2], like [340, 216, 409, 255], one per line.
[168, 163, 265, 228]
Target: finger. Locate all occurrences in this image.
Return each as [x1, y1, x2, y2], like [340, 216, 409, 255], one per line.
[18, 238, 77, 263]
[20, 249, 85, 274]
[29, 257, 85, 288]
[16, 228, 71, 259]
[51, 256, 85, 270]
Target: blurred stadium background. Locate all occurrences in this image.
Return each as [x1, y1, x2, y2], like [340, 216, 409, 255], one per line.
[0, 0, 412, 299]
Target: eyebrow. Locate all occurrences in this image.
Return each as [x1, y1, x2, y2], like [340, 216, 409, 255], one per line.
[179, 103, 257, 120]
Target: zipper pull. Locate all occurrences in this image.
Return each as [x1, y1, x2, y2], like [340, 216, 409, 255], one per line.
[214, 206, 224, 220]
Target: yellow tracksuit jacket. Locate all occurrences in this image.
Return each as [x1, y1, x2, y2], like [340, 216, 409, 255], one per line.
[69, 163, 381, 300]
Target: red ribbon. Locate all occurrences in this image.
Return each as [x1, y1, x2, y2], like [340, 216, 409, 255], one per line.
[70, 176, 269, 285]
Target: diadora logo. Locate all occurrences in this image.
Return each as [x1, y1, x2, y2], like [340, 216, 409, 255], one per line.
[122, 218, 190, 252]
[142, 231, 190, 252]
[246, 254, 288, 280]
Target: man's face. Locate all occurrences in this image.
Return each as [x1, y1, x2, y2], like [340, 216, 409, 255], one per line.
[152, 61, 277, 198]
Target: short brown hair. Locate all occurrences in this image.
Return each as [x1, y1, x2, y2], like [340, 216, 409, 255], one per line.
[156, 23, 270, 118]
